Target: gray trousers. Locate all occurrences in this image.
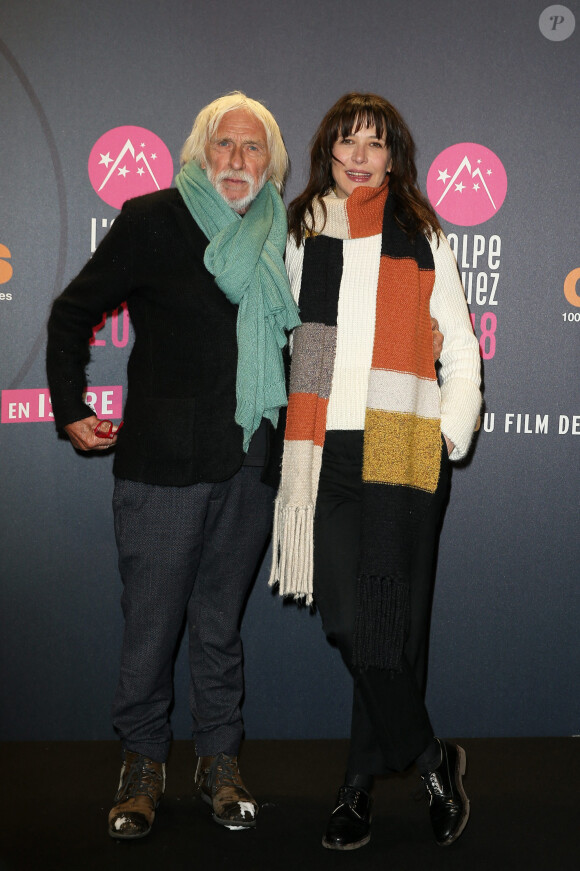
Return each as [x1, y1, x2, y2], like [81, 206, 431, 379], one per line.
[111, 467, 274, 762]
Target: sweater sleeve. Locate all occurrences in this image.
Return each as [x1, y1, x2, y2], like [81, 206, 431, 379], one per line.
[284, 236, 305, 356]
[284, 236, 305, 305]
[46, 203, 135, 429]
[429, 232, 482, 460]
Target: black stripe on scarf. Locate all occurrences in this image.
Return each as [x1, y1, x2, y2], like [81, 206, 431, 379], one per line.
[353, 483, 432, 671]
[300, 235, 343, 325]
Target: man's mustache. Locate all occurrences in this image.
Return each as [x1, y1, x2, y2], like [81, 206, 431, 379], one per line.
[214, 170, 253, 183]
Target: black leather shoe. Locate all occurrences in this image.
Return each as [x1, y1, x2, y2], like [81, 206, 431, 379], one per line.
[421, 739, 469, 846]
[322, 785, 371, 850]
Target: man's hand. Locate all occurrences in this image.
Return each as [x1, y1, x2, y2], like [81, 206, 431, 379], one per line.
[444, 435, 455, 456]
[431, 317, 443, 362]
[64, 415, 122, 451]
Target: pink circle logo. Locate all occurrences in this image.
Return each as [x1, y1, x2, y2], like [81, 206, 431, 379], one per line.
[88, 126, 174, 209]
[426, 143, 507, 227]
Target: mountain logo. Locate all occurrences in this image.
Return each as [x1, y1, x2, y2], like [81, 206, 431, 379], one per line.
[426, 143, 507, 227]
[88, 126, 174, 208]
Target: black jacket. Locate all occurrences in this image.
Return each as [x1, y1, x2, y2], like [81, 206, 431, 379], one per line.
[47, 188, 280, 486]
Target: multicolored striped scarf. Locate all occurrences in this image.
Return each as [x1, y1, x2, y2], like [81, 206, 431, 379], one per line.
[270, 182, 441, 670]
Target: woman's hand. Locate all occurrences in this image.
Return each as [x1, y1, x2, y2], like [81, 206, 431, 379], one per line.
[431, 317, 443, 362]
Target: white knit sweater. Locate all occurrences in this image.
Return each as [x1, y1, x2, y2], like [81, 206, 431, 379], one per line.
[285, 231, 481, 460]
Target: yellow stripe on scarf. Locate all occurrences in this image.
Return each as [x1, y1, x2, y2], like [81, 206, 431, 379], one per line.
[363, 409, 441, 491]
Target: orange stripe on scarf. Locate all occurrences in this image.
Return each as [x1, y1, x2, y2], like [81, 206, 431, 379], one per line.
[372, 256, 436, 378]
[345, 185, 387, 238]
[285, 392, 328, 447]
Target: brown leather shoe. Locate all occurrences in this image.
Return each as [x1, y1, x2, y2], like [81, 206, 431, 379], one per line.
[108, 751, 166, 839]
[194, 752, 258, 829]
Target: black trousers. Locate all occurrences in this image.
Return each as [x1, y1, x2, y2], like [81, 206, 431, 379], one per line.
[314, 431, 451, 774]
[111, 467, 274, 762]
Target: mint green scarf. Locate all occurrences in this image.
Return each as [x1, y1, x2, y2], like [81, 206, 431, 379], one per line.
[175, 162, 300, 451]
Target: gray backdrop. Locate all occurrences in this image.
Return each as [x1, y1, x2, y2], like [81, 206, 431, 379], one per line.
[1, 0, 578, 743]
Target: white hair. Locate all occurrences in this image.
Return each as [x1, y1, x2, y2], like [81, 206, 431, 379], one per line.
[180, 91, 289, 193]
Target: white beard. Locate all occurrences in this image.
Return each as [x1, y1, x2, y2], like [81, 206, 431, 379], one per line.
[206, 167, 268, 213]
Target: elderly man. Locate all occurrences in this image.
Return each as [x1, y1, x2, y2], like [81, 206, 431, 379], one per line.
[46, 92, 300, 839]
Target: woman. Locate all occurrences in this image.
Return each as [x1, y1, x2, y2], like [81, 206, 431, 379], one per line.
[270, 93, 481, 850]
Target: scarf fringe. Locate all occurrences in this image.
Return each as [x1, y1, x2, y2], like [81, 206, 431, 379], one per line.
[269, 500, 314, 604]
[352, 573, 410, 671]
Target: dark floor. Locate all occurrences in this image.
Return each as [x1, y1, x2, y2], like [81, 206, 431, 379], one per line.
[1, 738, 578, 870]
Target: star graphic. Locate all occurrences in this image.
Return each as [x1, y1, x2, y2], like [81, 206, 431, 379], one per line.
[99, 152, 113, 167]
[151, 153, 157, 160]
[137, 167, 145, 176]
[455, 182, 465, 193]
[487, 169, 492, 175]
[437, 169, 450, 183]
[118, 166, 130, 178]
[477, 159, 482, 164]
[140, 142, 146, 147]
[473, 182, 480, 191]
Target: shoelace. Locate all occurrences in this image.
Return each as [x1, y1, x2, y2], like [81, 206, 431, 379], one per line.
[119, 757, 163, 801]
[211, 754, 243, 791]
[334, 786, 366, 818]
[424, 771, 445, 798]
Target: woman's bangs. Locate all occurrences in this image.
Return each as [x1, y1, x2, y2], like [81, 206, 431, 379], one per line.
[337, 109, 387, 142]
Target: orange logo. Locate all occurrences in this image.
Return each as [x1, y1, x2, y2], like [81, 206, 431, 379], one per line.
[0, 243, 13, 284]
[564, 268, 580, 307]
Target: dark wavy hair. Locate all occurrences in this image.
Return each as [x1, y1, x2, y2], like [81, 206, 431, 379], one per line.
[288, 92, 441, 244]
